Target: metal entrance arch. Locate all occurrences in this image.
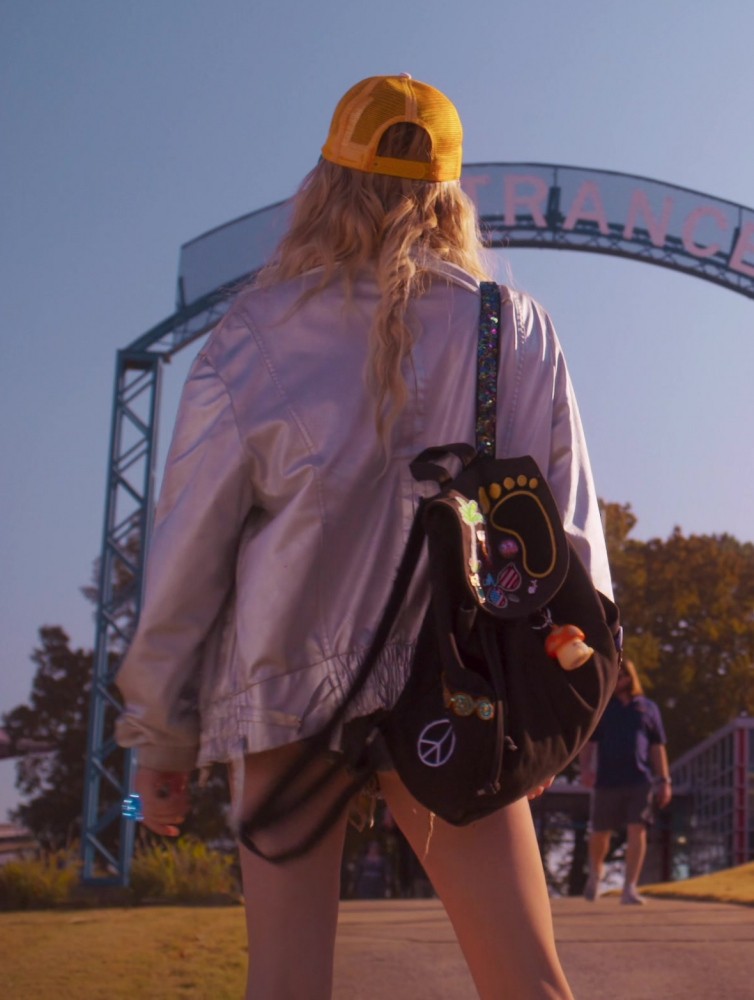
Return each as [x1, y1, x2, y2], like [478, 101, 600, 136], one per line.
[82, 163, 754, 884]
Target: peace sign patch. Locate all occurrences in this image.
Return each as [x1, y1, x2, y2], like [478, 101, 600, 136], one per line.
[417, 719, 457, 768]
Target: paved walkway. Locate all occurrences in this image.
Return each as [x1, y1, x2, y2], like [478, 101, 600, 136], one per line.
[333, 896, 754, 999]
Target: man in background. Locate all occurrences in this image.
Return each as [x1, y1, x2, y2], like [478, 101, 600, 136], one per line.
[579, 658, 672, 904]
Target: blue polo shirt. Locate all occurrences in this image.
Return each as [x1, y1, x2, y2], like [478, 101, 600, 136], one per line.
[590, 696, 667, 788]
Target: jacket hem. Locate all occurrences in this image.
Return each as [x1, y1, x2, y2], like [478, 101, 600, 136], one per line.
[197, 643, 413, 766]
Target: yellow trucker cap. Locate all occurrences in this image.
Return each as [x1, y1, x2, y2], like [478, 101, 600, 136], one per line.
[321, 74, 463, 182]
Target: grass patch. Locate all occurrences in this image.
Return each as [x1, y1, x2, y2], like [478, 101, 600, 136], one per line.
[0, 906, 248, 999]
[0, 850, 80, 910]
[2, 864, 753, 997]
[129, 838, 237, 903]
[641, 861, 754, 906]
[0, 839, 239, 911]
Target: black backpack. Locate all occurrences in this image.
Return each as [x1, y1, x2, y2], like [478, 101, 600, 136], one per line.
[240, 282, 621, 856]
[369, 443, 621, 824]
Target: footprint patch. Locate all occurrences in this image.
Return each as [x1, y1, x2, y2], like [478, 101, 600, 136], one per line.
[478, 475, 557, 580]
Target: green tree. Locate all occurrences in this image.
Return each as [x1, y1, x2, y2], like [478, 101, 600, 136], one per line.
[601, 503, 754, 758]
[3, 627, 93, 848]
[6, 531, 232, 846]
[4, 624, 231, 847]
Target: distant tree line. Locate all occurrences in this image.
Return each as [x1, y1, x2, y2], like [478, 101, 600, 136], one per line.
[601, 501, 754, 758]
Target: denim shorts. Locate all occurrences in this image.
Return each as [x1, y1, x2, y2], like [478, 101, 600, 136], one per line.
[590, 783, 653, 831]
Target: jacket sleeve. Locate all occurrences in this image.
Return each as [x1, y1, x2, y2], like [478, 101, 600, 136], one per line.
[115, 351, 255, 771]
[545, 314, 614, 599]
[505, 293, 612, 598]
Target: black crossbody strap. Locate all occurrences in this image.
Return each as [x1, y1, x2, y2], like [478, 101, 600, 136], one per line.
[475, 281, 502, 456]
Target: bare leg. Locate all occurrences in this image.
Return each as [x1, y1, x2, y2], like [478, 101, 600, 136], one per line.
[624, 822, 647, 890]
[380, 770, 573, 1000]
[588, 829, 611, 882]
[234, 744, 351, 1000]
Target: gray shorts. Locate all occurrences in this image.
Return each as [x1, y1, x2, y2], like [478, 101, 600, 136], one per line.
[590, 783, 653, 831]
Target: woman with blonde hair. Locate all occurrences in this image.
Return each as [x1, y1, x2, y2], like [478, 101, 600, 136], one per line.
[116, 74, 611, 998]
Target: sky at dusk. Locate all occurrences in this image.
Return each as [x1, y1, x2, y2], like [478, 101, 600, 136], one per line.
[2, 0, 753, 820]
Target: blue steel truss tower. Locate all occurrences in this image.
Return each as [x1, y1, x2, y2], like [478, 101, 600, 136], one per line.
[80, 296, 240, 883]
[81, 165, 754, 885]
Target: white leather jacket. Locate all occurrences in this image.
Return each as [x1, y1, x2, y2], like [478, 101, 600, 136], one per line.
[115, 261, 612, 772]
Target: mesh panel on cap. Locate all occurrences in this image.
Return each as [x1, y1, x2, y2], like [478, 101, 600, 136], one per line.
[321, 75, 462, 182]
[350, 80, 408, 147]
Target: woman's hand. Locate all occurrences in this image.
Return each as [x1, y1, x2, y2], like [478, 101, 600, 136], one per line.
[527, 776, 555, 800]
[134, 767, 191, 837]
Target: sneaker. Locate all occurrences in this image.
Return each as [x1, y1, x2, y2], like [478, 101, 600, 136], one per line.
[621, 886, 647, 905]
[583, 874, 600, 901]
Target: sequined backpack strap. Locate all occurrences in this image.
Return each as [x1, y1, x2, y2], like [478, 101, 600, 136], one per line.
[475, 281, 502, 457]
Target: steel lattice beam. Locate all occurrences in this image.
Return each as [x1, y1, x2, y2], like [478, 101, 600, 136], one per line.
[82, 350, 162, 884]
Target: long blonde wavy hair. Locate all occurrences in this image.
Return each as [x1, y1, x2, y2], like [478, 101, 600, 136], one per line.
[257, 124, 493, 440]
